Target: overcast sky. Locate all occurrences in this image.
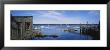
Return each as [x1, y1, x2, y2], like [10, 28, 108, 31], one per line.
[11, 10, 100, 24]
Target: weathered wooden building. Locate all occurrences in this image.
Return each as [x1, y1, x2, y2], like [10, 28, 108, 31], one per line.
[11, 16, 33, 40]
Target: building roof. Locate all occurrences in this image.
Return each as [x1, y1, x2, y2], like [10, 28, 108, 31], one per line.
[11, 16, 33, 18]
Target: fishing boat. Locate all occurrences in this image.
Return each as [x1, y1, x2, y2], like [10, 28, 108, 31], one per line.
[64, 28, 77, 32]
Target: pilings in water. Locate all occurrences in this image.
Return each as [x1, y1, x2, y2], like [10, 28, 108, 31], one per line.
[80, 23, 100, 40]
[80, 21, 92, 39]
[80, 25, 88, 39]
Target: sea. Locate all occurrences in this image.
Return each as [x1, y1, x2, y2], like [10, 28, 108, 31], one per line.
[32, 24, 99, 40]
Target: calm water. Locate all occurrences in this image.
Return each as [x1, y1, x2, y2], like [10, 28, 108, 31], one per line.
[32, 24, 98, 40]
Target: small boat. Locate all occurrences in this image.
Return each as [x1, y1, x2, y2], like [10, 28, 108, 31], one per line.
[74, 30, 78, 31]
[64, 28, 77, 32]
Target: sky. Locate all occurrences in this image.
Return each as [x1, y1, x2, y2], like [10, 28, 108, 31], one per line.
[11, 10, 100, 24]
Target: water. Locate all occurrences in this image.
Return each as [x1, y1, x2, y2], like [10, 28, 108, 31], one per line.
[32, 24, 98, 40]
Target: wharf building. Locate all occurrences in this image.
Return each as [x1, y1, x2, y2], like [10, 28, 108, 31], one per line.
[11, 15, 33, 40]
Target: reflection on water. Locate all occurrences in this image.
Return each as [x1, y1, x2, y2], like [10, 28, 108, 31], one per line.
[32, 24, 98, 40]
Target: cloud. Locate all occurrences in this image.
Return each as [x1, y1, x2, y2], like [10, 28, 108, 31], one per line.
[33, 11, 81, 24]
[87, 10, 100, 16]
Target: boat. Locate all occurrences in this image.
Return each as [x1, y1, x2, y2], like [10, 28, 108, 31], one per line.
[64, 28, 77, 32]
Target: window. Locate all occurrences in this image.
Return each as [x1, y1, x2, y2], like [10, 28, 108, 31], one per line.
[25, 22, 30, 30]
